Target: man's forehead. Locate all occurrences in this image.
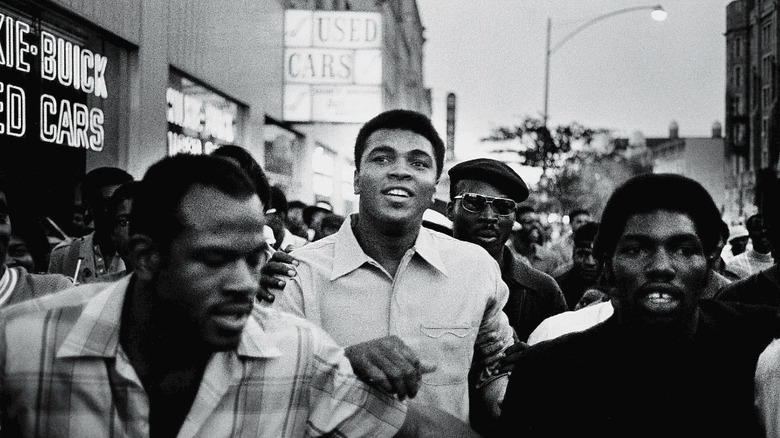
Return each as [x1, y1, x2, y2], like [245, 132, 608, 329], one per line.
[97, 184, 123, 203]
[574, 241, 595, 249]
[365, 129, 433, 151]
[179, 185, 263, 223]
[620, 210, 699, 239]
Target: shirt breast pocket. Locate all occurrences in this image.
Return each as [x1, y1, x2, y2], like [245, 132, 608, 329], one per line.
[418, 325, 473, 386]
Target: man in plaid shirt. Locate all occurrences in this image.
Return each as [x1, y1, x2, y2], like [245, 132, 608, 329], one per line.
[0, 154, 410, 437]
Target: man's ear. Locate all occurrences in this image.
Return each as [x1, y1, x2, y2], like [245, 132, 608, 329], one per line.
[446, 201, 455, 221]
[127, 234, 161, 281]
[705, 249, 721, 270]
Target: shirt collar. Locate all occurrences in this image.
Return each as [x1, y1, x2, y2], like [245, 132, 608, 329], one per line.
[58, 276, 282, 359]
[240, 306, 282, 358]
[331, 214, 448, 280]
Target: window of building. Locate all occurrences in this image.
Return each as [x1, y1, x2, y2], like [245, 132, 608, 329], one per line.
[735, 65, 743, 90]
[166, 69, 247, 156]
[736, 36, 743, 58]
[0, 2, 132, 229]
[762, 21, 774, 49]
[341, 162, 356, 210]
[312, 144, 335, 199]
[761, 55, 775, 107]
[263, 123, 299, 181]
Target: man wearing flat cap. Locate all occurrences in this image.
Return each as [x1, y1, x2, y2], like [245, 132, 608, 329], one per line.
[447, 158, 567, 342]
[447, 158, 567, 435]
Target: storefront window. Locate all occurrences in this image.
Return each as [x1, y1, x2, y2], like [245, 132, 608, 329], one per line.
[167, 68, 246, 155]
[0, 2, 131, 231]
[313, 144, 335, 199]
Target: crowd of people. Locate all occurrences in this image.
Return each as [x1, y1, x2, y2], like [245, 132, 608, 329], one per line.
[0, 108, 779, 437]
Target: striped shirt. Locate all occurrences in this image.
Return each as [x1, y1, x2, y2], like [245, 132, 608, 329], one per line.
[0, 266, 72, 308]
[0, 276, 406, 437]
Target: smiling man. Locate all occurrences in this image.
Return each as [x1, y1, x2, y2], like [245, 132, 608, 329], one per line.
[496, 173, 780, 437]
[276, 110, 514, 429]
[0, 154, 409, 437]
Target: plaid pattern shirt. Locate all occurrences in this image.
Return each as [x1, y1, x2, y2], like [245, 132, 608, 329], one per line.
[0, 276, 406, 437]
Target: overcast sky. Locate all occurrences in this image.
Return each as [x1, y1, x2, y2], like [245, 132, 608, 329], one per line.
[418, 0, 732, 162]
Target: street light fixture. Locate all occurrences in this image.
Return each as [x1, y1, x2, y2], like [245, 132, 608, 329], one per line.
[542, 4, 667, 126]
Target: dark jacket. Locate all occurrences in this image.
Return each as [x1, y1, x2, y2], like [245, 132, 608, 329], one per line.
[469, 247, 568, 436]
[497, 299, 780, 437]
[499, 246, 568, 342]
[716, 265, 780, 307]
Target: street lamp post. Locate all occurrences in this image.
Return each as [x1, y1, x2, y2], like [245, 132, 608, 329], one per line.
[542, 4, 667, 126]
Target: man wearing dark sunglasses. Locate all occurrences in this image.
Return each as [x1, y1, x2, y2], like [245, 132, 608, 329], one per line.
[447, 158, 567, 435]
[448, 158, 567, 342]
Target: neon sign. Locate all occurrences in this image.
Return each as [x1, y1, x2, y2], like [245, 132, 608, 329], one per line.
[0, 11, 111, 151]
[166, 70, 242, 156]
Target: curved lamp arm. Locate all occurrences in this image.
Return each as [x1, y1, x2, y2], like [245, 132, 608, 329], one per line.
[550, 5, 666, 55]
[542, 4, 665, 126]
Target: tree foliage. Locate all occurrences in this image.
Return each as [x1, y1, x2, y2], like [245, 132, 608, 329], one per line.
[482, 116, 652, 218]
[482, 116, 602, 171]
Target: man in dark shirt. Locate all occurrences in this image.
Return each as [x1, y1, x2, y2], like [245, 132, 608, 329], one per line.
[497, 173, 780, 437]
[447, 158, 567, 342]
[447, 158, 567, 435]
[553, 221, 602, 309]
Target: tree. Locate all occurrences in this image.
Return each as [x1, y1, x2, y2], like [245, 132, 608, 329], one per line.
[482, 116, 652, 217]
[481, 116, 602, 173]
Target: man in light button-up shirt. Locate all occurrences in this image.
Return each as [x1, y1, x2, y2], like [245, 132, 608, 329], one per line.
[276, 110, 515, 426]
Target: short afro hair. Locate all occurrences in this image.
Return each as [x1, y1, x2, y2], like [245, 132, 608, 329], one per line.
[211, 145, 270, 211]
[573, 221, 599, 245]
[746, 213, 765, 234]
[594, 173, 722, 261]
[130, 154, 257, 252]
[81, 167, 133, 205]
[354, 109, 445, 178]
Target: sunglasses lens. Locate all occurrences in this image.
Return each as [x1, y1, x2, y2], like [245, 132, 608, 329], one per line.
[493, 199, 516, 215]
[461, 194, 486, 213]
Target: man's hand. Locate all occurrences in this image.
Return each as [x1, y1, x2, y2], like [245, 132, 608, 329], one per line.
[497, 341, 528, 374]
[345, 336, 437, 401]
[258, 251, 298, 303]
[574, 288, 609, 310]
[475, 330, 511, 370]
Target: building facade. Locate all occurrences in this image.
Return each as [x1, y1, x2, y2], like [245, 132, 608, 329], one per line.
[725, 0, 778, 220]
[279, 0, 431, 214]
[0, 0, 429, 232]
[648, 122, 727, 220]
